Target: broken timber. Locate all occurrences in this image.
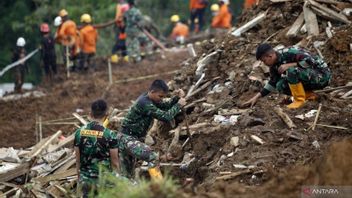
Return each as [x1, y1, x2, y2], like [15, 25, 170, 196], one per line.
[274, 106, 296, 129]
[286, 12, 305, 37]
[307, 0, 351, 24]
[231, 12, 267, 37]
[303, 1, 320, 36]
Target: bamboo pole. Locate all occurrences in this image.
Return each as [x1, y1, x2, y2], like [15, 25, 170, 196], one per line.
[312, 104, 323, 131]
[39, 116, 43, 142]
[108, 59, 113, 85]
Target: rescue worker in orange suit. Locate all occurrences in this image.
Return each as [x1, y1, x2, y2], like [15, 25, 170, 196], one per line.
[111, 0, 129, 63]
[189, 0, 208, 32]
[55, 9, 80, 71]
[79, 14, 98, 71]
[170, 15, 189, 45]
[211, 0, 232, 30]
[244, 0, 260, 9]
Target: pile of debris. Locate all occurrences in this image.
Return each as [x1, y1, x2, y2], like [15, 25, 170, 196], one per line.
[0, 114, 88, 197]
[148, 0, 352, 192]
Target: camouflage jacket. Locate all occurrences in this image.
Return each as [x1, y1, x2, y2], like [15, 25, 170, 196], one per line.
[261, 47, 330, 96]
[74, 121, 119, 183]
[121, 93, 181, 139]
[124, 6, 143, 35]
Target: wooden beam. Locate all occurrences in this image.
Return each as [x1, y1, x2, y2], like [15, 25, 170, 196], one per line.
[33, 168, 76, 184]
[72, 113, 88, 125]
[308, 0, 351, 24]
[286, 12, 305, 37]
[47, 133, 74, 153]
[274, 106, 297, 129]
[314, 84, 352, 93]
[231, 12, 267, 37]
[271, 0, 293, 2]
[29, 130, 62, 159]
[304, 2, 320, 36]
[0, 162, 31, 182]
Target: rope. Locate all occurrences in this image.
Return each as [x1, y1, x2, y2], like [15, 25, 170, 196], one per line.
[0, 48, 39, 77]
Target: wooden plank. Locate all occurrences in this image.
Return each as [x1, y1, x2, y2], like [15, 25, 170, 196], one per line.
[72, 113, 88, 125]
[29, 130, 62, 159]
[54, 158, 76, 174]
[0, 162, 31, 182]
[286, 12, 305, 37]
[308, 0, 351, 24]
[47, 133, 74, 153]
[314, 84, 352, 93]
[310, 6, 339, 22]
[304, 2, 320, 36]
[33, 168, 76, 184]
[231, 12, 267, 37]
[274, 106, 297, 129]
[271, 0, 293, 2]
[315, 0, 339, 5]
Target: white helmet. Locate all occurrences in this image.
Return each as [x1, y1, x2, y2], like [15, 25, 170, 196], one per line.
[220, 0, 229, 4]
[54, 16, 62, 27]
[16, 37, 26, 47]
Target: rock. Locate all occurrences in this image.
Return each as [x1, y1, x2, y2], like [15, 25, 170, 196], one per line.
[145, 135, 155, 146]
[239, 115, 265, 127]
[230, 136, 240, 147]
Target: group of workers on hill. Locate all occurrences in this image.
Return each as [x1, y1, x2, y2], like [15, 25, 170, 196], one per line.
[10, 0, 261, 93]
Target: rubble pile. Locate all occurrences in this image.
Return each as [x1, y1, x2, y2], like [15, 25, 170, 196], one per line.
[151, 0, 352, 194]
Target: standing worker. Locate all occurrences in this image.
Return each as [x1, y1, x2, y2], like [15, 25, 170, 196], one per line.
[79, 14, 98, 71]
[211, 0, 232, 30]
[244, 0, 260, 9]
[189, 0, 208, 32]
[120, 80, 186, 178]
[55, 9, 80, 71]
[12, 37, 27, 93]
[39, 23, 57, 84]
[242, 43, 331, 109]
[124, 0, 153, 63]
[111, 0, 129, 63]
[170, 15, 189, 45]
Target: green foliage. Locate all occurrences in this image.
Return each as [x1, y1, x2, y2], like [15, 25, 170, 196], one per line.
[0, 0, 244, 84]
[93, 173, 179, 198]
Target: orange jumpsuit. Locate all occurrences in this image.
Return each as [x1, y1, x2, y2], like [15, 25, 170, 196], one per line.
[57, 20, 80, 56]
[189, 0, 207, 10]
[211, 4, 232, 29]
[80, 25, 98, 54]
[244, 0, 259, 9]
[171, 23, 189, 39]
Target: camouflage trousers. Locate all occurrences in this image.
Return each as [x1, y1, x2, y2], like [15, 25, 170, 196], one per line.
[126, 31, 153, 62]
[276, 66, 331, 95]
[116, 133, 158, 178]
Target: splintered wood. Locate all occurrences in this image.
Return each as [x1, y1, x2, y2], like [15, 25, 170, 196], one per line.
[274, 106, 297, 129]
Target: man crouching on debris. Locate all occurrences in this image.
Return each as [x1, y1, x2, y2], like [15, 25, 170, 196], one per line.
[242, 43, 331, 109]
[120, 79, 186, 177]
[75, 99, 159, 197]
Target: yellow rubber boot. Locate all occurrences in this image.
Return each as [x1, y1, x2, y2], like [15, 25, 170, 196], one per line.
[287, 82, 306, 109]
[305, 91, 318, 101]
[148, 166, 163, 181]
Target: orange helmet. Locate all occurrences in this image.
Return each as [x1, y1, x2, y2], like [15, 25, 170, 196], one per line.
[40, 23, 50, 33]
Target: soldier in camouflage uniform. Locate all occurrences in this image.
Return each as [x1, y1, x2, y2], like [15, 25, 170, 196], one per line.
[74, 99, 158, 197]
[242, 43, 331, 109]
[120, 80, 186, 177]
[124, 0, 153, 62]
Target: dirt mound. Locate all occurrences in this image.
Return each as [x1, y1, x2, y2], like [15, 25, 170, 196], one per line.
[149, 0, 352, 196]
[191, 138, 352, 198]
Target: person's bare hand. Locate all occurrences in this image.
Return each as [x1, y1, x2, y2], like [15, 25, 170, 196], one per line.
[240, 93, 260, 108]
[175, 89, 185, 98]
[178, 98, 186, 107]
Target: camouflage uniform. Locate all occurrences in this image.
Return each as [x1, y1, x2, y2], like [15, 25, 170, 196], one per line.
[120, 93, 181, 177]
[124, 6, 153, 62]
[74, 121, 158, 195]
[260, 47, 331, 96]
